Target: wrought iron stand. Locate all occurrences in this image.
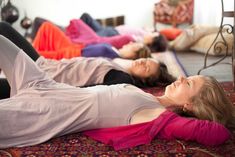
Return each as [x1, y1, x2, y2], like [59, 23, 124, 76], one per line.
[197, 0, 235, 89]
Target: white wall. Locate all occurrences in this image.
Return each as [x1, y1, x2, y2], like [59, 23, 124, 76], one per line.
[11, 0, 156, 34]
[7, 0, 235, 34]
[194, 0, 234, 26]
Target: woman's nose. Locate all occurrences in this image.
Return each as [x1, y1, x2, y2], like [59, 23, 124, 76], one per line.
[177, 76, 185, 83]
[138, 60, 144, 64]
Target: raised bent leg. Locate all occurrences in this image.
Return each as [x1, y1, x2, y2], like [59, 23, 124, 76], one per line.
[0, 35, 54, 96]
[30, 17, 49, 40]
[80, 13, 119, 37]
[33, 21, 73, 51]
[80, 13, 104, 32]
[0, 22, 40, 98]
[0, 22, 40, 61]
[32, 21, 83, 60]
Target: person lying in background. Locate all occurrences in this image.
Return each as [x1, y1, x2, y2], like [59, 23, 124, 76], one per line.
[0, 35, 233, 149]
[30, 17, 135, 49]
[65, 18, 134, 49]
[33, 21, 151, 60]
[80, 13, 169, 52]
[0, 22, 175, 99]
[29, 16, 168, 53]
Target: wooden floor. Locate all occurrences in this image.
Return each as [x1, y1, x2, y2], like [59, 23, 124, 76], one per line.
[175, 51, 233, 82]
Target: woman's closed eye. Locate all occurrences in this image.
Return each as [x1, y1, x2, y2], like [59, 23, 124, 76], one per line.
[145, 61, 150, 70]
[187, 79, 193, 87]
[144, 63, 150, 72]
[187, 81, 190, 86]
[146, 66, 150, 72]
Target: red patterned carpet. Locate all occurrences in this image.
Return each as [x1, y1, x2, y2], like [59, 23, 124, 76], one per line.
[0, 82, 235, 157]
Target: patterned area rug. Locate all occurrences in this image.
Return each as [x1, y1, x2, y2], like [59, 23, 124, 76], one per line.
[0, 82, 235, 157]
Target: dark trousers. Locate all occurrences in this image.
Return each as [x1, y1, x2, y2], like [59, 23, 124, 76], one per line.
[80, 13, 119, 37]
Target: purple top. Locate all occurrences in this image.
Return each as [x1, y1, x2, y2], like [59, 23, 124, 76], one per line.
[82, 43, 119, 59]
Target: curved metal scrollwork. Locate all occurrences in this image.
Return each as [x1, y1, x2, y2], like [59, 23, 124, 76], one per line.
[197, 0, 234, 74]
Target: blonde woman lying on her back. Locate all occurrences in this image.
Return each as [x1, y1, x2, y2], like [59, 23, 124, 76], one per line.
[0, 35, 234, 149]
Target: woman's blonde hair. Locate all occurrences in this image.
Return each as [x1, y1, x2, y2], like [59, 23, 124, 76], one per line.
[134, 45, 152, 59]
[190, 76, 235, 130]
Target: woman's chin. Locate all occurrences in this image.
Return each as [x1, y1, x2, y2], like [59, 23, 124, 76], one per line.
[164, 85, 172, 93]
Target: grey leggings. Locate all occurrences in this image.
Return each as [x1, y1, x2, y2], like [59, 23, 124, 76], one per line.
[0, 35, 19, 98]
[0, 22, 40, 99]
[0, 35, 54, 97]
[0, 35, 20, 84]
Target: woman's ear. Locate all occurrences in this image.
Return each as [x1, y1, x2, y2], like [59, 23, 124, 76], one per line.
[183, 103, 193, 111]
[140, 78, 146, 84]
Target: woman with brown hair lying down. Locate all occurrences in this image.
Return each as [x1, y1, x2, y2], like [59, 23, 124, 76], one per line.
[0, 34, 233, 150]
[0, 22, 175, 99]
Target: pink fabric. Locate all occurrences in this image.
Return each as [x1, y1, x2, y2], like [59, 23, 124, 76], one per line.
[116, 25, 147, 37]
[84, 110, 230, 150]
[66, 19, 134, 49]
